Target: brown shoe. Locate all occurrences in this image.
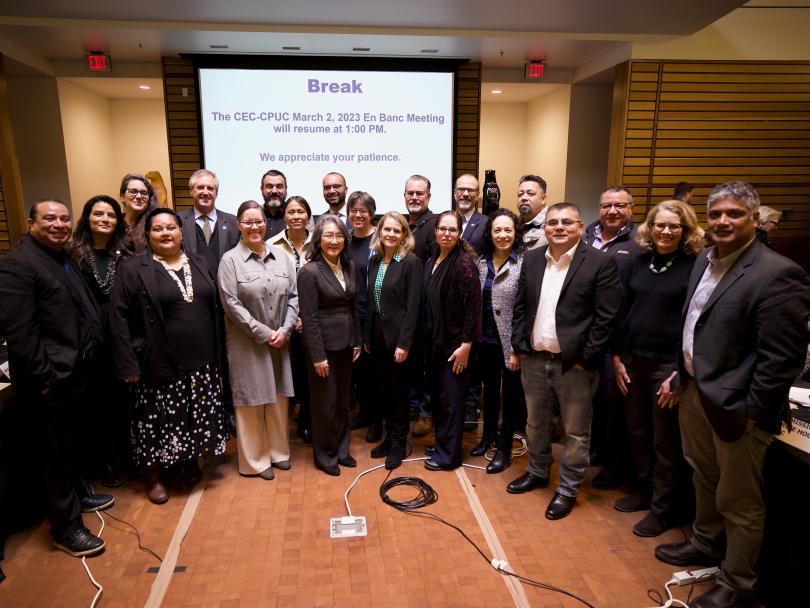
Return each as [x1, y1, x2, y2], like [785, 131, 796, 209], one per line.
[147, 477, 169, 505]
[692, 583, 754, 608]
[412, 417, 433, 437]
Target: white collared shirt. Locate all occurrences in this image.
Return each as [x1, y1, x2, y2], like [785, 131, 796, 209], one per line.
[460, 208, 475, 235]
[682, 237, 756, 376]
[324, 257, 346, 290]
[531, 241, 579, 352]
[194, 208, 218, 231]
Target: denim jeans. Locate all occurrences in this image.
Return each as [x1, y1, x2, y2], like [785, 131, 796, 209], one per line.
[521, 353, 598, 498]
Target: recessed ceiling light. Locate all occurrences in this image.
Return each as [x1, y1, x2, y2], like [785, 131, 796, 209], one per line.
[491, 89, 503, 94]
[282, 46, 301, 51]
[352, 47, 370, 52]
[209, 44, 229, 49]
[421, 49, 439, 54]
[138, 84, 152, 91]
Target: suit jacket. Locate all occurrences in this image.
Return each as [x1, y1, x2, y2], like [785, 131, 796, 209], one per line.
[678, 240, 810, 441]
[297, 257, 361, 363]
[178, 207, 240, 259]
[363, 253, 423, 351]
[462, 210, 488, 253]
[512, 241, 623, 373]
[109, 251, 222, 386]
[409, 210, 438, 263]
[0, 237, 101, 394]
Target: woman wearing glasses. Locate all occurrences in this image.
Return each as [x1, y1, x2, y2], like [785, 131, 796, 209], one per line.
[422, 211, 481, 471]
[611, 200, 704, 537]
[297, 217, 362, 476]
[118, 173, 157, 255]
[218, 201, 298, 480]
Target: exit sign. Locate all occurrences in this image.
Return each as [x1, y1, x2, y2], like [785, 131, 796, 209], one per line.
[524, 62, 545, 79]
[86, 53, 111, 72]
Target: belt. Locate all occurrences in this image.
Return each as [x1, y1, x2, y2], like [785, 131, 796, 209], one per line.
[535, 350, 561, 360]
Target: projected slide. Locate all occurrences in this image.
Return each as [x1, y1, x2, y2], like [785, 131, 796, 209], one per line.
[199, 69, 454, 216]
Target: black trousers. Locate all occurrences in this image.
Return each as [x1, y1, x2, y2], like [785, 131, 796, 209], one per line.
[371, 317, 410, 445]
[479, 342, 526, 452]
[463, 344, 482, 420]
[353, 316, 381, 424]
[427, 346, 471, 468]
[307, 347, 353, 470]
[591, 352, 632, 479]
[623, 353, 691, 517]
[290, 330, 311, 433]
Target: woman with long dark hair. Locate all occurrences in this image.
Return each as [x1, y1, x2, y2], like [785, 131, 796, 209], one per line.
[297, 216, 361, 476]
[110, 208, 227, 504]
[422, 210, 481, 471]
[118, 173, 157, 256]
[473, 209, 527, 473]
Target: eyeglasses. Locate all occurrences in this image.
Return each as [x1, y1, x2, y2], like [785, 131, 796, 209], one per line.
[322, 233, 345, 242]
[599, 202, 630, 211]
[323, 184, 345, 191]
[405, 190, 427, 197]
[349, 208, 370, 216]
[240, 220, 266, 228]
[544, 219, 582, 227]
[436, 226, 459, 234]
[653, 222, 683, 232]
[454, 187, 479, 194]
[126, 188, 149, 198]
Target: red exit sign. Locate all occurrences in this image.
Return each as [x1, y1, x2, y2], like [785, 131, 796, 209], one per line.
[524, 62, 545, 79]
[86, 53, 111, 72]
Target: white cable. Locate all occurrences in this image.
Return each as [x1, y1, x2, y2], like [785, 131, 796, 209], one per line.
[482, 433, 529, 461]
[81, 510, 105, 608]
[343, 457, 429, 516]
[646, 578, 689, 608]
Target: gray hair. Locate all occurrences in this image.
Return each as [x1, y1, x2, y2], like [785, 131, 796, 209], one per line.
[189, 169, 219, 191]
[707, 181, 760, 214]
[758, 205, 782, 224]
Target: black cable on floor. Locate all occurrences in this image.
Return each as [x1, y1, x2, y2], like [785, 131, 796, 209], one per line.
[103, 509, 163, 563]
[379, 474, 597, 608]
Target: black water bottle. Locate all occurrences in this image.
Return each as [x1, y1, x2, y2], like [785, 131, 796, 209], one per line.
[482, 169, 500, 216]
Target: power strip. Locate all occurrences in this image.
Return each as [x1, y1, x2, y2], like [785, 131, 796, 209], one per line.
[672, 566, 720, 586]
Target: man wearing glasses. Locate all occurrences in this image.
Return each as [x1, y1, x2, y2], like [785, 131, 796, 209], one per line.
[321, 172, 349, 223]
[454, 174, 487, 253]
[584, 185, 639, 492]
[510, 203, 622, 520]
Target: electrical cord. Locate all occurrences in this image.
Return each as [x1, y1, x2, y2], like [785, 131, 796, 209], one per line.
[102, 510, 164, 563]
[483, 433, 528, 462]
[378, 471, 597, 608]
[81, 510, 105, 608]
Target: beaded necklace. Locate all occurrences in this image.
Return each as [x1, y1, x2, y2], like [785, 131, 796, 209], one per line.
[89, 250, 118, 295]
[649, 252, 676, 274]
[154, 252, 194, 303]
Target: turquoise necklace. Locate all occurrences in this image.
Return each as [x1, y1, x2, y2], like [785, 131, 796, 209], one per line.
[649, 253, 676, 274]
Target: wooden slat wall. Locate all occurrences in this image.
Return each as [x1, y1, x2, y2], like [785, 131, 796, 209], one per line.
[613, 60, 810, 258]
[161, 58, 482, 209]
[0, 175, 9, 254]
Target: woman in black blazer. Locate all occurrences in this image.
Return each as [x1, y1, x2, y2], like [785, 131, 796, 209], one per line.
[363, 211, 422, 470]
[297, 216, 361, 476]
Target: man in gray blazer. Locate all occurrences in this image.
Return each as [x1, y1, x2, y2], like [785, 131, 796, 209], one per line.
[178, 169, 240, 276]
[655, 181, 810, 608]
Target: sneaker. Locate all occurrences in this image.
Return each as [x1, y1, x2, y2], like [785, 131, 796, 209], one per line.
[54, 527, 105, 557]
[412, 417, 433, 437]
[80, 493, 114, 513]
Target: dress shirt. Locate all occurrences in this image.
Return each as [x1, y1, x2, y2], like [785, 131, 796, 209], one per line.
[324, 257, 346, 289]
[589, 223, 622, 251]
[460, 208, 475, 235]
[531, 241, 579, 352]
[682, 237, 756, 376]
[268, 229, 312, 272]
[194, 208, 218, 231]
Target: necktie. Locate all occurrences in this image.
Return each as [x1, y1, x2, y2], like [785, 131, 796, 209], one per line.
[201, 215, 212, 245]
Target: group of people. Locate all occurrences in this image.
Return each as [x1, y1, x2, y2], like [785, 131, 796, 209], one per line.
[1, 168, 807, 608]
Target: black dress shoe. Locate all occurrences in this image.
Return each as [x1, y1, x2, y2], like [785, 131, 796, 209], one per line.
[349, 416, 370, 430]
[633, 512, 672, 538]
[614, 492, 651, 513]
[385, 444, 404, 470]
[81, 493, 114, 513]
[424, 444, 435, 456]
[366, 421, 383, 443]
[99, 463, 123, 488]
[592, 466, 621, 489]
[470, 436, 495, 457]
[54, 527, 105, 557]
[319, 464, 340, 477]
[507, 472, 549, 494]
[370, 438, 391, 458]
[424, 459, 443, 471]
[545, 492, 576, 520]
[655, 541, 720, 568]
[301, 428, 312, 445]
[692, 583, 754, 608]
[486, 449, 510, 474]
[338, 456, 357, 468]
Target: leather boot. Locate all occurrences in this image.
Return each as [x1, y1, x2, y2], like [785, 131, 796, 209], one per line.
[486, 449, 511, 473]
[146, 470, 168, 505]
[470, 436, 495, 457]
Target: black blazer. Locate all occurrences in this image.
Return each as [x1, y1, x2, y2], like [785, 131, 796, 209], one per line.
[363, 253, 423, 351]
[409, 210, 438, 263]
[109, 251, 221, 386]
[178, 207, 240, 258]
[678, 240, 810, 441]
[512, 241, 623, 373]
[462, 210, 488, 253]
[297, 258, 361, 363]
[0, 237, 101, 394]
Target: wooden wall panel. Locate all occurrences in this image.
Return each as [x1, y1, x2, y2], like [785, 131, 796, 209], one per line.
[161, 58, 482, 211]
[610, 60, 810, 263]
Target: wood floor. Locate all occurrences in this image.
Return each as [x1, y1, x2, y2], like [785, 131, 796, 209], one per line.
[0, 426, 702, 607]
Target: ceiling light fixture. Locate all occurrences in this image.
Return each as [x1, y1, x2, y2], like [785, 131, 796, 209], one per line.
[421, 49, 439, 54]
[491, 89, 503, 94]
[209, 44, 229, 49]
[282, 46, 301, 51]
[352, 47, 370, 52]
[138, 84, 152, 91]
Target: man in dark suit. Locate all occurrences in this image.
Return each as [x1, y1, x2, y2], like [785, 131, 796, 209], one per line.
[178, 169, 240, 276]
[655, 182, 810, 608]
[509, 202, 623, 520]
[0, 200, 114, 557]
[260, 168, 288, 238]
[455, 173, 487, 254]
